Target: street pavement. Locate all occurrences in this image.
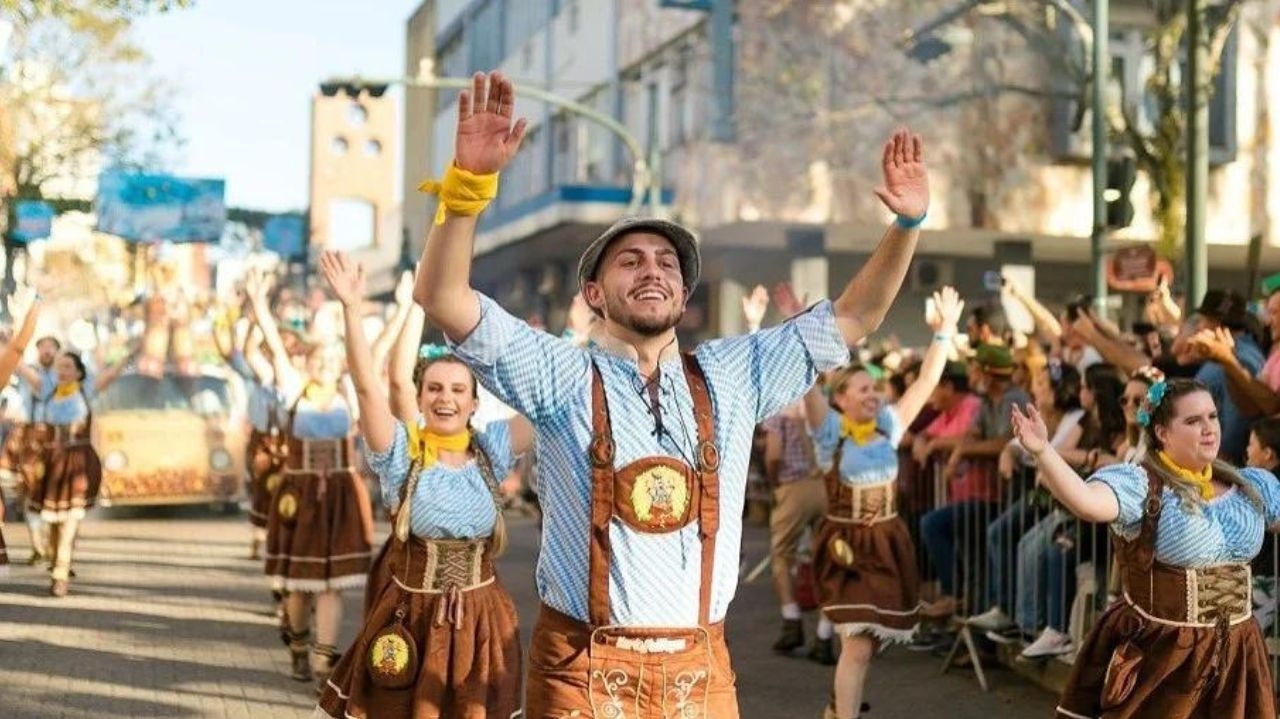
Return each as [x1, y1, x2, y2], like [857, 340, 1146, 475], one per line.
[0, 507, 1058, 718]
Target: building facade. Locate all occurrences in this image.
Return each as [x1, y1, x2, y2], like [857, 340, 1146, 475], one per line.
[404, 0, 1280, 344]
[308, 89, 402, 296]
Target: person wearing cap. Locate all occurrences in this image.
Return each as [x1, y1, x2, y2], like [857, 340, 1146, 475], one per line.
[413, 71, 931, 717]
[918, 344, 1031, 620]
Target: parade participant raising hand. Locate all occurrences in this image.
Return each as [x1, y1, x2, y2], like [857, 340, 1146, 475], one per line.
[1011, 378, 1280, 719]
[742, 284, 769, 333]
[247, 265, 373, 689]
[0, 284, 40, 579]
[315, 250, 530, 719]
[415, 65, 932, 716]
[802, 286, 964, 719]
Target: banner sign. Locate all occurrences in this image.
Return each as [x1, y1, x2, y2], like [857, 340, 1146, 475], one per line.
[10, 200, 55, 243]
[263, 214, 306, 259]
[95, 171, 227, 243]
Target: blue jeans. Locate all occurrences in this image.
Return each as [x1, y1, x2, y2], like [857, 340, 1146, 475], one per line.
[921, 501, 1000, 600]
[1045, 539, 1075, 631]
[986, 497, 1041, 613]
[1014, 510, 1069, 633]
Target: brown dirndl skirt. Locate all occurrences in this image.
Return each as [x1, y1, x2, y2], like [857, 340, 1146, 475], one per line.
[1056, 600, 1276, 719]
[29, 434, 102, 523]
[264, 467, 372, 592]
[0, 523, 9, 577]
[246, 428, 285, 529]
[315, 536, 522, 719]
[0, 424, 24, 494]
[812, 516, 920, 644]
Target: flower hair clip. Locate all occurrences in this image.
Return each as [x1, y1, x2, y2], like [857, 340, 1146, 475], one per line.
[1137, 379, 1168, 427]
[419, 343, 450, 360]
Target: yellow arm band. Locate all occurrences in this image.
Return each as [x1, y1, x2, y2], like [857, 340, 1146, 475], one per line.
[417, 161, 500, 225]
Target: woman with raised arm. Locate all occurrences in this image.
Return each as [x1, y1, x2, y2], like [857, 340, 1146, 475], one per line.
[315, 251, 531, 719]
[805, 287, 965, 719]
[0, 286, 41, 578]
[247, 268, 374, 687]
[18, 316, 132, 597]
[1011, 378, 1280, 718]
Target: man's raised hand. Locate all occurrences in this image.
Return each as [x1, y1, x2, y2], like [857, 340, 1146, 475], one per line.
[873, 129, 929, 221]
[455, 71, 528, 175]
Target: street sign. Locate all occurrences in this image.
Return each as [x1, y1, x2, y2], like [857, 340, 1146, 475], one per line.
[661, 0, 712, 10]
[10, 200, 55, 243]
[95, 170, 227, 243]
[1106, 245, 1173, 292]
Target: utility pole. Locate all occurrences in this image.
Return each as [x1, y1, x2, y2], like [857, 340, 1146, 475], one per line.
[1186, 0, 1209, 308]
[1090, 0, 1109, 317]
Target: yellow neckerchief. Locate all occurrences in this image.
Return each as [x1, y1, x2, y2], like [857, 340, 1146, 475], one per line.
[1156, 450, 1215, 501]
[406, 419, 471, 469]
[839, 415, 879, 447]
[53, 382, 81, 400]
[303, 382, 338, 408]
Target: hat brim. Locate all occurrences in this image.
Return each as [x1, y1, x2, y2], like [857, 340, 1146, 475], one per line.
[577, 217, 700, 292]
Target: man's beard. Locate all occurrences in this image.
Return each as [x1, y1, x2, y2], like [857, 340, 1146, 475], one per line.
[604, 293, 683, 337]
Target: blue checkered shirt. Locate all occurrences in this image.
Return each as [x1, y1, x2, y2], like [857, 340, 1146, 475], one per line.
[366, 419, 515, 539]
[450, 292, 849, 626]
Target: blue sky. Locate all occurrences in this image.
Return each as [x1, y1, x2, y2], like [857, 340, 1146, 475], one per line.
[132, 1, 419, 212]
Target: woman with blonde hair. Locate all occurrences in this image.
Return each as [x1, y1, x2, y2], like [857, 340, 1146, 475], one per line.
[314, 251, 532, 719]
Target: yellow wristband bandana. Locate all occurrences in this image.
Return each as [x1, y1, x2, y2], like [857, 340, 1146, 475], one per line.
[417, 161, 499, 225]
[53, 382, 81, 400]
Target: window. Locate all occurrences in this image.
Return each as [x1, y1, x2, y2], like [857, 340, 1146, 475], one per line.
[330, 137, 349, 156]
[505, 0, 550, 61]
[668, 49, 689, 149]
[347, 103, 368, 127]
[438, 31, 466, 106]
[568, 0, 580, 33]
[1051, 24, 1238, 164]
[469, 0, 504, 72]
[328, 197, 376, 250]
[363, 139, 382, 157]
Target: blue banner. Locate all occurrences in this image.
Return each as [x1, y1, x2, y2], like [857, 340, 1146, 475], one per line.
[10, 200, 55, 243]
[660, 0, 712, 9]
[263, 215, 306, 259]
[95, 171, 227, 243]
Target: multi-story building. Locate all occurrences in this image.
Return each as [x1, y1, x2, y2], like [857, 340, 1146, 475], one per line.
[404, 0, 1280, 343]
[307, 88, 402, 295]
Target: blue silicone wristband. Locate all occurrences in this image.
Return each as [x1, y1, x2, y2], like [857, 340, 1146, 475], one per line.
[895, 211, 927, 229]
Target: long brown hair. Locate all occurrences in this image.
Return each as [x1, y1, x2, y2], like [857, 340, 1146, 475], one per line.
[1133, 378, 1261, 513]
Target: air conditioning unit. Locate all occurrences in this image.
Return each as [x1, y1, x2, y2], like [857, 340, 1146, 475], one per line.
[908, 258, 954, 294]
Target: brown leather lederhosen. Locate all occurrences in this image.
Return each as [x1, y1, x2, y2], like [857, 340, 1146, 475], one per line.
[526, 354, 740, 719]
[1057, 464, 1275, 718]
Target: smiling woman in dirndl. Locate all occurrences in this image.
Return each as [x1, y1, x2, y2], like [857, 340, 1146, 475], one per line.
[804, 286, 964, 719]
[313, 250, 531, 719]
[1012, 377, 1280, 719]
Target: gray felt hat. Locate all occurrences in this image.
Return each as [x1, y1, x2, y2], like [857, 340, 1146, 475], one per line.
[576, 216, 700, 292]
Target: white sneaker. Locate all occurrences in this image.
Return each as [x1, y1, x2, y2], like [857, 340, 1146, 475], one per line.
[966, 606, 1015, 632]
[1021, 627, 1074, 659]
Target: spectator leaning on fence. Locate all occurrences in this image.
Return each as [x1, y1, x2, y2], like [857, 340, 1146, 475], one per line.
[919, 344, 1031, 619]
[1012, 377, 1280, 719]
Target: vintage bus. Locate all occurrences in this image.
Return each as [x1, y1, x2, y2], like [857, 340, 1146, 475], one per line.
[92, 369, 248, 509]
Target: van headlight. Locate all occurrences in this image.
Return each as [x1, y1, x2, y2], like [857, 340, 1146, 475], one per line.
[103, 451, 128, 472]
[210, 448, 233, 472]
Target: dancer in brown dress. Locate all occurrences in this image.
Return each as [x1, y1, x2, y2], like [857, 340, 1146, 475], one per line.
[314, 250, 532, 718]
[803, 287, 964, 719]
[1012, 378, 1279, 718]
[248, 269, 374, 686]
[0, 286, 41, 578]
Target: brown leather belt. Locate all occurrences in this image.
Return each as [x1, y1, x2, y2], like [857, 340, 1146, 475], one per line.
[286, 438, 350, 473]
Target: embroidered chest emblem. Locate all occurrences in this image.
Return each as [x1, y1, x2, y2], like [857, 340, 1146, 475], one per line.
[613, 457, 698, 534]
[632, 465, 689, 529]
